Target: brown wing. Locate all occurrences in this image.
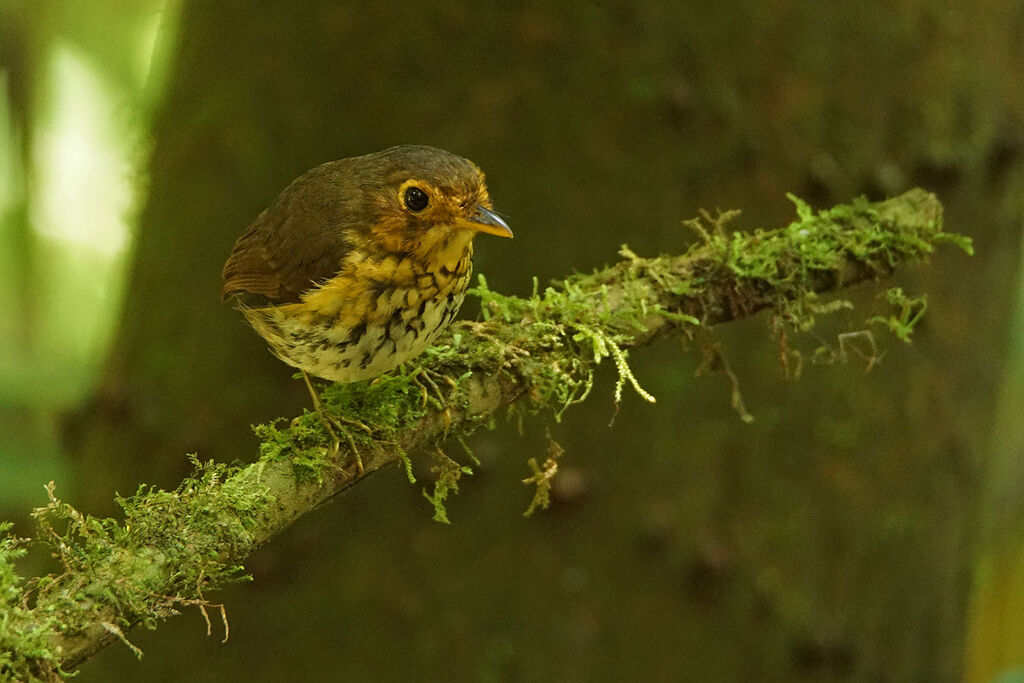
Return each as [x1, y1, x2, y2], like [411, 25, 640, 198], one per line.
[221, 161, 360, 305]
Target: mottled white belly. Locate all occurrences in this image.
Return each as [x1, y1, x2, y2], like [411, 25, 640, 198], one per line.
[255, 285, 466, 383]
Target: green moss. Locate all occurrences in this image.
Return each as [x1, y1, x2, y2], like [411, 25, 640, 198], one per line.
[669, 194, 951, 334]
[422, 449, 473, 525]
[871, 287, 929, 342]
[467, 272, 658, 416]
[302, 191, 966, 521]
[1, 190, 969, 674]
[245, 368, 435, 483]
[320, 369, 431, 433]
[252, 416, 334, 483]
[5, 458, 271, 677]
[0, 524, 62, 681]
[522, 435, 565, 518]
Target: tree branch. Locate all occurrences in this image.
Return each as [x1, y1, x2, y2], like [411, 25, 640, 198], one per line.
[1, 190, 968, 680]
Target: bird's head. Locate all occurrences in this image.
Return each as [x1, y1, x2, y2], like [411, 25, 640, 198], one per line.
[352, 145, 512, 266]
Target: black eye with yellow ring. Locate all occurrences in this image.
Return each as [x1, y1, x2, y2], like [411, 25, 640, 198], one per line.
[404, 186, 429, 212]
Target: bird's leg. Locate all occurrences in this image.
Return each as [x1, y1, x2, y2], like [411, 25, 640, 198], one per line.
[409, 366, 454, 434]
[301, 371, 331, 424]
[299, 370, 342, 455]
[408, 372, 430, 409]
[426, 367, 460, 394]
[300, 371, 365, 475]
[412, 368, 442, 408]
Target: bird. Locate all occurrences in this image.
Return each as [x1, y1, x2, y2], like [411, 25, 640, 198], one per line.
[221, 145, 512, 428]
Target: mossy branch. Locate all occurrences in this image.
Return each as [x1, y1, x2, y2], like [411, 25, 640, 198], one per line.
[1, 190, 969, 680]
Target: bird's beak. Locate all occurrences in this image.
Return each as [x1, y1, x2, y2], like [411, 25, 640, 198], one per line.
[455, 205, 513, 238]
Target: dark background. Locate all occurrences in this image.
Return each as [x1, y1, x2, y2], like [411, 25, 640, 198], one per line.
[2, 2, 1023, 681]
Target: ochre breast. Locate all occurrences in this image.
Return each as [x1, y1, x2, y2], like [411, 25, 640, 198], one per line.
[241, 246, 473, 383]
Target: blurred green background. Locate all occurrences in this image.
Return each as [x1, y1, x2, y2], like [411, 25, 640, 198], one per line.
[2, 1, 1023, 681]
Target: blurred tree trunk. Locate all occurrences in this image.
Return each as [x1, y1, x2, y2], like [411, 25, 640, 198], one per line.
[965, 234, 1024, 681]
[67, 1, 1024, 681]
[61, 3, 310, 501]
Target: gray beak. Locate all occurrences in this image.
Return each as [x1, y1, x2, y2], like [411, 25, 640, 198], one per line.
[456, 205, 513, 238]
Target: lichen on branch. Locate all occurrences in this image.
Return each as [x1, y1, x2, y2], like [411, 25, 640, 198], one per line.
[0, 189, 970, 681]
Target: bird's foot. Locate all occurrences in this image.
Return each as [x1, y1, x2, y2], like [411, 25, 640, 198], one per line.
[299, 371, 368, 475]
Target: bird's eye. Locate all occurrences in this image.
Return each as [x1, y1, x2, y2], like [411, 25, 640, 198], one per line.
[404, 186, 429, 212]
